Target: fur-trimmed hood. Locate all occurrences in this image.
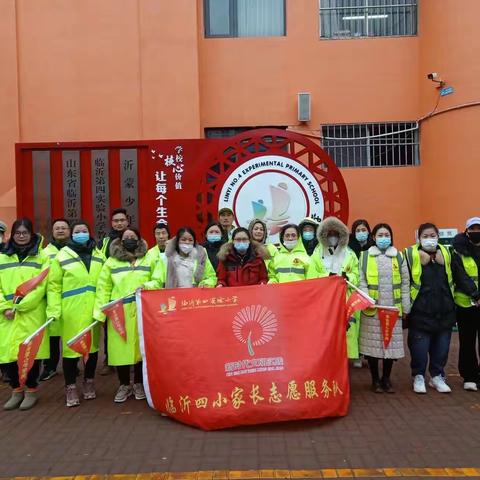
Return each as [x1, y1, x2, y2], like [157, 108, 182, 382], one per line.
[109, 237, 148, 262]
[217, 240, 270, 262]
[317, 216, 349, 249]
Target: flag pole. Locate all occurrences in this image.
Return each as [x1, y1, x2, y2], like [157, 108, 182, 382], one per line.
[345, 280, 376, 304]
[375, 305, 400, 311]
[23, 317, 55, 345]
[100, 292, 136, 312]
[66, 321, 99, 346]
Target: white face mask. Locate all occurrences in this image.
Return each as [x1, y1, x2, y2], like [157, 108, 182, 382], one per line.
[179, 243, 193, 254]
[283, 240, 297, 251]
[420, 238, 438, 252]
[327, 236, 339, 247]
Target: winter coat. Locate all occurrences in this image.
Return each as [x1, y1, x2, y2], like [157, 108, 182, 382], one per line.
[47, 242, 105, 358]
[0, 234, 50, 363]
[99, 230, 122, 259]
[299, 217, 320, 256]
[165, 239, 217, 289]
[359, 245, 411, 359]
[44, 242, 61, 260]
[93, 239, 161, 366]
[452, 233, 480, 303]
[43, 243, 64, 336]
[268, 240, 311, 283]
[348, 234, 374, 259]
[407, 246, 456, 332]
[202, 239, 225, 271]
[216, 241, 269, 287]
[146, 244, 167, 267]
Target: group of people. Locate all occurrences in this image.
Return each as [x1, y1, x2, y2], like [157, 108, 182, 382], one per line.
[0, 207, 479, 412]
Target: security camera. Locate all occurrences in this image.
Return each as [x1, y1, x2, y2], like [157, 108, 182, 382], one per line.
[427, 72, 439, 80]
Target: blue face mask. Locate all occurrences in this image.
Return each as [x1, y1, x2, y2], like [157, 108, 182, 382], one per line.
[72, 232, 89, 245]
[302, 231, 315, 241]
[356, 231, 369, 243]
[376, 237, 391, 250]
[234, 241, 249, 253]
[207, 234, 222, 243]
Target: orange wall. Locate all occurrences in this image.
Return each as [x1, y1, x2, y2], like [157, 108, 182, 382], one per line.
[1, 0, 479, 248]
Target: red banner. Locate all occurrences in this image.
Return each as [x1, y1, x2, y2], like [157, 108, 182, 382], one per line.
[13, 267, 49, 304]
[137, 277, 349, 430]
[345, 290, 375, 321]
[377, 307, 400, 348]
[102, 299, 127, 341]
[67, 331, 92, 362]
[17, 330, 46, 387]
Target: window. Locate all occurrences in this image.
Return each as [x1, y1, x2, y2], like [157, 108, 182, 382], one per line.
[204, 0, 286, 38]
[319, 0, 417, 39]
[205, 126, 287, 138]
[321, 122, 419, 168]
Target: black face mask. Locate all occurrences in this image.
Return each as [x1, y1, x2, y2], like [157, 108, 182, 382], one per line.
[122, 239, 138, 252]
[468, 231, 480, 245]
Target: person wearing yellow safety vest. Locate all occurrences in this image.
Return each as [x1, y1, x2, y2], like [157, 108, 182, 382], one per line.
[39, 218, 71, 382]
[299, 217, 320, 256]
[405, 223, 456, 394]
[146, 221, 170, 266]
[307, 217, 359, 359]
[93, 227, 165, 403]
[165, 227, 217, 288]
[47, 220, 105, 407]
[268, 224, 311, 283]
[451, 216, 480, 392]
[359, 223, 411, 393]
[0, 218, 50, 411]
[248, 218, 278, 272]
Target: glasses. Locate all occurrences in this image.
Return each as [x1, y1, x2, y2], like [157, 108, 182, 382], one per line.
[14, 231, 30, 237]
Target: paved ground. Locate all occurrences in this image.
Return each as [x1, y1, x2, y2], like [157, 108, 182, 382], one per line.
[0, 334, 479, 479]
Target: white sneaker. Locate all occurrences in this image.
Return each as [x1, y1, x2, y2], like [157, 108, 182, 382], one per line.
[429, 375, 451, 393]
[114, 384, 132, 403]
[413, 375, 426, 394]
[133, 383, 146, 400]
[464, 382, 478, 391]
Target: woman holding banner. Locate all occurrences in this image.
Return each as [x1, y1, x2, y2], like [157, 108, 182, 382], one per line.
[268, 224, 311, 283]
[0, 218, 50, 411]
[94, 227, 163, 403]
[165, 227, 217, 288]
[359, 223, 411, 393]
[47, 221, 105, 407]
[216, 228, 269, 287]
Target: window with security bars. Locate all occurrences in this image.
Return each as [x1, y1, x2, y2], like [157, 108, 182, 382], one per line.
[321, 122, 419, 168]
[205, 126, 287, 138]
[319, 0, 417, 39]
[204, 0, 286, 38]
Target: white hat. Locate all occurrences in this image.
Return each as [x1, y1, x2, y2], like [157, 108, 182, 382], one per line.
[466, 217, 480, 229]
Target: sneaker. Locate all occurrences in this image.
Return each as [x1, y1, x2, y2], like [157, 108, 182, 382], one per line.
[19, 389, 38, 410]
[3, 390, 24, 410]
[464, 382, 478, 392]
[371, 380, 383, 393]
[114, 384, 132, 403]
[413, 375, 427, 394]
[100, 365, 114, 376]
[82, 379, 96, 400]
[381, 378, 395, 394]
[429, 375, 452, 393]
[352, 359, 363, 369]
[65, 384, 80, 407]
[39, 369, 57, 381]
[133, 383, 146, 400]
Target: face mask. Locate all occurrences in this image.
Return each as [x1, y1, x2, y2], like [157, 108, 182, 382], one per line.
[376, 237, 391, 250]
[283, 240, 297, 250]
[302, 231, 315, 241]
[122, 239, 138, 252]
[420, 238, 438, 252]
[356, 231, 369, 243]
[179, 243, 193, 254]
[468, 231, 480, 244]
[207, 234, 222, 243]
[234, 241, 250, 253]
[72, 232, 89, 245]
[328, 236, 339, 247]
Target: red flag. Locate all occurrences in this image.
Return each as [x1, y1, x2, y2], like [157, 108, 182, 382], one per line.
[102, 299, 127, 341]
[67, 330, 92, 362]
[345, 290, 375, 321]
[137, 277, 350, 431]
[377, 307, 400, 348]
[13, 268, 50, 304]
[17, 330, 46, 388]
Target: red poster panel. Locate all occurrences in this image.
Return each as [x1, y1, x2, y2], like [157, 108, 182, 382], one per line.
[137, 277, 350, 431]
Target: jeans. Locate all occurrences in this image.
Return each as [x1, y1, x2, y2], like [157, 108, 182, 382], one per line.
[457, 306, 480, 383]
[408, 327, 452, 378]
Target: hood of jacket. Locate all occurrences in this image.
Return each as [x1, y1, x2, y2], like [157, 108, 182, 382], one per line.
[217, 240, 270, 262]
[110, 237, 147, 262]
[248, 218, 268, 243]
[452, 232, 479, 257]
[299, 217, 320, 231]
[317, 216, 349, 249]
[278, 239, 308, 255]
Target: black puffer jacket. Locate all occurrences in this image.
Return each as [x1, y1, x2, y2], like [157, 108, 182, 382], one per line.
[348, 234, 374, 259]
[452, 233, 480, 302]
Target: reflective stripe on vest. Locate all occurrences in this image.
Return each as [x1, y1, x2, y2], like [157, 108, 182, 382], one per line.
[4, 293, 14, 301]
[0, 261, 42, 270]
[111, 265, 151, 275]
[454, 255, 479, 307]
[275, 267, 305, 275]
[61, 285, 97, 299]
